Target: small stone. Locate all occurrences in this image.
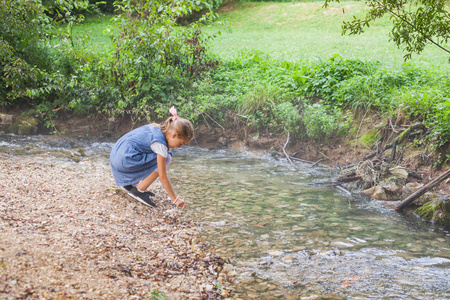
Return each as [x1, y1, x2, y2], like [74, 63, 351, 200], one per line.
[267, 250, 283, 257]
[389, 166, 409, 179]
[281, 255, 295, 262]
[383, 182, 402, 196]
[221, 263, 234, 274]
[372, 186, 387, 200]
[403, 182, 423, 198]
[361, 186, 375, 196]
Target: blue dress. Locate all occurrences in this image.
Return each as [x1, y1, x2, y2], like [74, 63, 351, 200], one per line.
[110, 125, 169, 186]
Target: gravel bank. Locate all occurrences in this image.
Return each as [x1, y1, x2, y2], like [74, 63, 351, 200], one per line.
[0, 153, 232, 299]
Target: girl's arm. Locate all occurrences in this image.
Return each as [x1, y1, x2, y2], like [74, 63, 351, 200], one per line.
[156, 154, 186, 209]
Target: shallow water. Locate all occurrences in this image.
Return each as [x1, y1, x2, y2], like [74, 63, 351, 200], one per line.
[171, 147, 450, 299]
[1, 134, 449, 299]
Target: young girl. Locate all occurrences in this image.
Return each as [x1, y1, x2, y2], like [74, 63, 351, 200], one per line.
[110, 107, 194, 209]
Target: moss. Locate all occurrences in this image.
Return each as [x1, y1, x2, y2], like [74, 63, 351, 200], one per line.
[8, 113, 39, 135]
[76, 147, 86, 156]
[70, 154, 81, 163]
[416, 199, 450, 225]
[358, 129, 381, 147]
[349, 125, 358, 137]
[8, 123, 19, 134]
[17, 124, 34, 135]
[11, 148, 27, 155]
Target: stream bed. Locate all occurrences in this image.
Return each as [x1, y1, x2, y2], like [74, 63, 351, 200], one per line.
[1, 134, 449, 299]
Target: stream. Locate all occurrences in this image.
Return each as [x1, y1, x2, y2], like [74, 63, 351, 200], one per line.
[1, 134, 449, 299]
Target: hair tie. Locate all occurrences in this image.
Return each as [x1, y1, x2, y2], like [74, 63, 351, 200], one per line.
[169, 106, 179, 121]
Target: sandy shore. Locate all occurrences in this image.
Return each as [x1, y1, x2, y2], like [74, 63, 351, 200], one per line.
[0, 153, 232, 299]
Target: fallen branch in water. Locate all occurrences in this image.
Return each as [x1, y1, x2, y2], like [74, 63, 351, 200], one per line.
[394, 169, 450, 212]
[311, 158, 327, 167]
[288, 156, 308, 163]
[335, 185, 352, 196]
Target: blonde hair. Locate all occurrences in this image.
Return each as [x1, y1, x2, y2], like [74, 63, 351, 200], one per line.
[158, 117, 194, 141]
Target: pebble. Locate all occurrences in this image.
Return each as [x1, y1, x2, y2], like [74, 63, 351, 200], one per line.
[0, 155, 231, 299]
[268, 250, 284, 256]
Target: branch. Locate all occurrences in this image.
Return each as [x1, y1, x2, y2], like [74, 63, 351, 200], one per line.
[282, 129, 301, 170]
[394, 169, 450, 212]
[364, 123, 426, 160]
[378, 2, 450, 55]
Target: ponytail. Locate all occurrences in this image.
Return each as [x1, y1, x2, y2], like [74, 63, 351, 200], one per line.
[159, 108, 194, 141]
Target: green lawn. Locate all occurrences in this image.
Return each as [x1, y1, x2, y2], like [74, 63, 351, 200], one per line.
[71, 14, 114, 52]
[205, 1, 449, 71]
[75, 1, 450, 72]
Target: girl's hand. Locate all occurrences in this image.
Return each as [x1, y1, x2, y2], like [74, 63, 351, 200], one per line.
[174, 197, 186, 209]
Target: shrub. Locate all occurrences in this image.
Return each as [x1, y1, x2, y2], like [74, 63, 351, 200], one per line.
[95, 0, 220, 118]
[395, 81, 450, 152]
[302, 102, 347, 145]
[297, 54, 376, 102]
[274, 101, 302, 135]
[0, 0, 55, 105]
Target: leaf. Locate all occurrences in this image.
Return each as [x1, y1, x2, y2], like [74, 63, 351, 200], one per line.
[341, 280, 351, 288]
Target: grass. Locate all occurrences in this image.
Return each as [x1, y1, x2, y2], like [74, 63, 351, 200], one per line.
[71, 14, 114, 52]
[204, 1, 450, 71]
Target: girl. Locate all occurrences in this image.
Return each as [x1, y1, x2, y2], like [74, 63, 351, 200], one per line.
[110, 107, 194, 209]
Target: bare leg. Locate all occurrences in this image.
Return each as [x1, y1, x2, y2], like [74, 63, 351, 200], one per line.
[137, 170, 159, 191]
[137, 156, 171, 191]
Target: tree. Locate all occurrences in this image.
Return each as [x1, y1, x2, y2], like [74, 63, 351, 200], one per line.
[324, 0, 450, 60]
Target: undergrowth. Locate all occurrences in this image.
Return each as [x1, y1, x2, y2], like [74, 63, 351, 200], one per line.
[189, 52, 449, 161]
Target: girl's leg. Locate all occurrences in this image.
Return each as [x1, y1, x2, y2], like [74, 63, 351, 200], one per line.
[137, 170, 159, 191]
[136, 155, 171, 191]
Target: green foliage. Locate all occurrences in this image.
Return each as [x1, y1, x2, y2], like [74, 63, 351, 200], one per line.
[359, 129, 382, 147]
[297, 55, 376, 102]
[394, 80, 450, 151]
[0, 0, 58, 105]
[302, 103, 347, 145]
[237, 83, 300, 134]
[274, 101, 302, 135]
[85, 0, 220, 118]
[331, 63, 432, 112]
[150, 289, 168, 300]
[42, 0, 89, 20]
[324, 0, 450, 60]
[88, 0, 116, 14]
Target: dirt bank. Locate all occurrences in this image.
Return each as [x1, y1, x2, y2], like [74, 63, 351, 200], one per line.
[0, 153, 232, 299]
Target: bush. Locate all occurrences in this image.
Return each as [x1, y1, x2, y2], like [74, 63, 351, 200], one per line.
[93, 0, 220, 118]
[0, 0, 55, 105]
[296, 54, 376, 102]
[395, 81, 450, 151]
[302, 103, 347, 145]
